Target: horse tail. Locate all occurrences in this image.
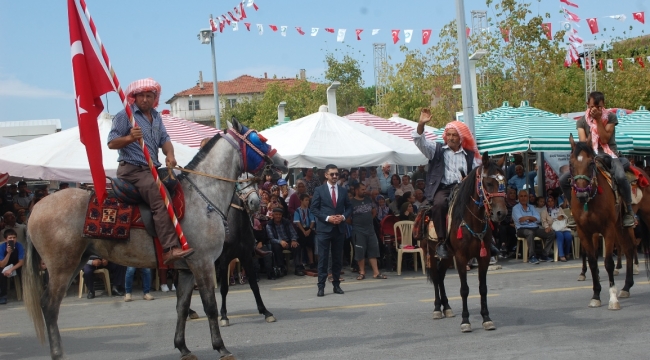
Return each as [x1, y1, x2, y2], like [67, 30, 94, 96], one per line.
[641, 226, 650, 281]
[23, 233, 46, 344]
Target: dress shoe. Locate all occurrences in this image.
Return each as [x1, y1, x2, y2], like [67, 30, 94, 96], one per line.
[87, 291, 95, 299]
[333, 286, 344, 294]
[143, 293, 155, 301]
[254, 247, 272, 258]
[317, 288, 325, 297]
[111, 287, 125, 297]
[163, 246, 196, 265]
[436, 242, 450, 259]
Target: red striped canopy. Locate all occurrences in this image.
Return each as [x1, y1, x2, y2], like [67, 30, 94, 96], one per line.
[161, 114, 222, 148]
[345, 108, 437, 142]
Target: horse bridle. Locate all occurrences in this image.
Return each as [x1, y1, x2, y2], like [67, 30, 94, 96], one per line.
[570, 159, 598, 201]
[475, 165, 507, 215]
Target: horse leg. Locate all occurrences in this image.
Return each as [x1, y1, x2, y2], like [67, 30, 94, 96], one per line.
[194, 264, 234, 360]
[578, 251, 587, 281]
[174, 269, 197, 360]
[430, 257, 443, 320]
[437, 258, 454, 318]
[240, 255, 276, 323]
[619, 230, 636, 299]
[457, 256, 472, 333]
[615, 247, 622, 275]
[580, 231, 602, 307]
[478, 256, 495, 330]
[218, 263, 230, 327]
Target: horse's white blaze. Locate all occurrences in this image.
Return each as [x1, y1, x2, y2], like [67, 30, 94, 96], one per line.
[577, 155, 584, 162]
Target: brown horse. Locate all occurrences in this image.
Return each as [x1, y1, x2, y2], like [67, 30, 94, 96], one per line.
[22, 118, 288, 360]
[427, 152, 507, 332]
[569, 134, 636, 309]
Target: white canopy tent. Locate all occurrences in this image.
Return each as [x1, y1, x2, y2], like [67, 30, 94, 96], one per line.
[0, 113, 198, 182]
[0, 136, 19, 148]
[260, 108, 428, 168]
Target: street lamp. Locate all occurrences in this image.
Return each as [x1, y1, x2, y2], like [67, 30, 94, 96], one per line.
[189, 94, 195, 122]
[198, 18, 220, 130]
[469, 49, 487, 118]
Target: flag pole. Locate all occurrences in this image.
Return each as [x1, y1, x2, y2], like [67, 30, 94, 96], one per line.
[77, 0, 190, 251]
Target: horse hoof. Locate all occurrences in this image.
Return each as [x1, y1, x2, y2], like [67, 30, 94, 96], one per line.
[588, 299, 601, 308]
[634, 264, 640, 275]
[181, 354, 198, 360]
[577, 274, 586, 281]
[608, 301, 621, 310]
[482, 321, 496, 330]
[219, 355, 236, 360]
[265, 316, 277, 323]
[619, 290, 630, 298]
[433, 311, 443, 320]
[444, 309, 455, 318]
[220, 319, 230, 327]
[613, 269, 619, 276]
[460, 323, 472, 333]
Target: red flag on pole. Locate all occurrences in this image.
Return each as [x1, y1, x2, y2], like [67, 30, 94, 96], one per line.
[68, 0, 115, 203]
[296, 27, 305, 35]
[227, 12, 238, 22]
[325, 28, 335, 33]
[245, 23, 251, 31]
[391, 30, 400, 44]
[560, 0, 579, 8]
[355, 29, 363, 40]
[269, 25, 278, 32]
[542, 23, 552, 40]
[222, 15, 231, 26]
[598, 59, 604, 70]
[587, 18, 599, 34]
[633, 12, 645, 24]
[422, 29, 432, 45]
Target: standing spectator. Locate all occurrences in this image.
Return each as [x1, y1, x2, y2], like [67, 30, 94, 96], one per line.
[288, 180, 307, 220]
[304, 168, 321, 196]
[0, 229, 24, 304]
[387, 174, 401, 202]
[375, 195, 392, 222]
[349, 182, 386, 280]
[12, 181, 33, 213]
[364, 167, 381, 194]
[378, 163, 393, 195]
[507, 165, 528, 192]
[293, 194, 316, 269]
[82, 255, 126, 299]
[0, 187, 13, 216]
[413, 189, 429, 209]
[512, 190, 554, 264]
[124, 267, 153, 301]
[2, 212, 26, 245]
[338, 169, 350, 189]
[411, 165, 427, 184]
[506, 154, 524, 181]
[266, 208, 304, 276]
[546, 196, 573, 262]
[310, 164, 352, 297]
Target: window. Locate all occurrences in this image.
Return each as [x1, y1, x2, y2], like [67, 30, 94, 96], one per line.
[188, 99, 200, 110]
[228, 99, 237, 108]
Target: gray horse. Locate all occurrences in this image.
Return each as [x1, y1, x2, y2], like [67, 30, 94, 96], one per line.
[22, 119, 288, 360]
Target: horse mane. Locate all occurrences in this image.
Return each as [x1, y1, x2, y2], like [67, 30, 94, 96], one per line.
[451, 166, 480, 224]
[183, 134, 222, 171]
[572, 141, 595, 158]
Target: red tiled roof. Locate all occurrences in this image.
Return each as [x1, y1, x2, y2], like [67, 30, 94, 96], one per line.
[166, 75, 319, 103]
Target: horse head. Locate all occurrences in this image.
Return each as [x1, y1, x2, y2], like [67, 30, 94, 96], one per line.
[227, 117, 288, 176]
[569, 133, 597, 204]
[480, 151, 507, 223]
[236, 173, 260, 213]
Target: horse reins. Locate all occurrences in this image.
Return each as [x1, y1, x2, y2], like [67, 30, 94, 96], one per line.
[570, 160, 598, 210]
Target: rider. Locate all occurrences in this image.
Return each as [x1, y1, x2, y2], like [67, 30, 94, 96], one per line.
[108, 78, 195, 264]
[413, 109, 499, 259]
[559, 91, 635, 227]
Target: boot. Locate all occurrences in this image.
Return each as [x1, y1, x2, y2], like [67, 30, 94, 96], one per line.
[436, 241, 450, 259]
[163, 246, 195, 265]
[623, 205, 635, 228]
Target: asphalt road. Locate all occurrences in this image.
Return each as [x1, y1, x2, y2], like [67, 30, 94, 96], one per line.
[2, 257, 649, 360]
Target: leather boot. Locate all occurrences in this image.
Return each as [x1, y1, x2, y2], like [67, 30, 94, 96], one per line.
[254, 247, 272, 258]
[163, 246, 195, 264]
[436, 241, 450, 259]
[623, 205, 635, 227]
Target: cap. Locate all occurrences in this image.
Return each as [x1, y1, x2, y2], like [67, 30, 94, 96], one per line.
[277, 179, 287, 186]
[272, 207, 284, 213]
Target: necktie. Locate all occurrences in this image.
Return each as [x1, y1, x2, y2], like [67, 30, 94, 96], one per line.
[331, 186, 337, 208]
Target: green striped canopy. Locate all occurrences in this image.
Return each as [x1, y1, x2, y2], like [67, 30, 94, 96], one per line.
[618, 106, 650, 155]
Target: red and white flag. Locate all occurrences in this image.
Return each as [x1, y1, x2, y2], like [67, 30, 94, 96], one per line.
[638, 57, 646, 68]
[617, 58, 624, 70]
[269, 24, 278, 32]
[240, 3, 247, 20]
[227, 11, 238, 22]
[244, 23, 251, 31]
[0, 173, 8, 188]
[569, 34, 583, 43]
[422, 29, 432, 45]
[542, 23, 552, 40]
[563, 8, 580, 22]
[587, 18, 599, 34]
[68, 0, 115, 202]
[560, 0, 579, 8]
[296, 27, 305, 35]
[356, 29, 363, 40]
[325, 28, 335, 33]
[222, 14, 231, 26]
[246, 0, 259, 11]
[391, 29, 400, 44]
[500, 27, 510, 42]
[209, 18, 218, 32]
[633, 12, 645, 24]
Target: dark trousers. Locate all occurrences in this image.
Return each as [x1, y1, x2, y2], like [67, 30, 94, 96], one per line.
[270, 242, 302, 269]
[498, 223, 517, 250]
[296, 229, 315, 250]
[117, 163, 179, 250]
[0, 249, 19, 297]
[431, 187, 452, 240]
[317, 227, 344, 289]
[82, 262, 126, 293]
[516, 227, 555, 258]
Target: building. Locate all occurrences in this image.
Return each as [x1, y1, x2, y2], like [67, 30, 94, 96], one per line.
[165, 70, 316, 127]
[0, 119, 61, 141]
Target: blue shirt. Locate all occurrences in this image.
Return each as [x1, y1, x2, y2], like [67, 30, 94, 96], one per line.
[507, 175, 528, 193]
[293, 207, 315, 229]
[0, 241, 25, 261]
[378, 171, 392, 194]
[107, 105, 171, 167]
[512, 203, 540, 230]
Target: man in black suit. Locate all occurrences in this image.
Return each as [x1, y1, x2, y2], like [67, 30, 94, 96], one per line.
[310, 164, 352, 297]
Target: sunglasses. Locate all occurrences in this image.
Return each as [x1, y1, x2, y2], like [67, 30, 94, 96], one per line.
[328, 173, 339, 177]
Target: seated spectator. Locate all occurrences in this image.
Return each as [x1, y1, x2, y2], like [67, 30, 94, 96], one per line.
[534, 196, 548, 227]
[277, 178, 294, 201]
[506, 154, 524, 181]
[507, 165, 528, 192]
[82, 255, 126, 299]
[375, 195, 392, 222]
[400, 202, 416, 221]
[528, 193, 537, 207]
[266, 193, 282, 218]
[413, 189, 429, 209]
[498, 187, 518, 255]
[257, 190, 270, 221]
[338, 169, 350, 189]
[124, 267, 153, 301]
[399, 191, 417, 213]
[349, 182, 386, 280]
[12, 181, 32, 213]
[288, 180, 307, 220]
[0, 187, 13, 216]
[396, 175, 415, 198]
[369, 189, 380, 202]
[2, 211, 26, 245]
[364, 167, 381, 194]
[266, 208, 304, 276]
[513, 190, 554, 264]
[546, 196, 573, 262]
[58, 183, 70, 191]
[270, 185, 289, 219]
[387, 174, 401, 202]
[415, 178, 426, 192]
[0, 229, 24, 304]
[293, 194, 316, 269]
[253, 218, 274, 279]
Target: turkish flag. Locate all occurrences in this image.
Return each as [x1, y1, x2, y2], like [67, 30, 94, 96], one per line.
[392, 29, 400, 44]
[560, 0, 579, 8]
[356, 29, 363, 40]
[296, 27, 305, 35]
[240, 3, 247, 20]
[222, 15, 231, 25]
[68, 0, 115, 202]
[598, 59, 604, 71]
[227, 12, 238, 22]
[638, 57, 645, 68]
[617, 58, 624, 70]
[542, 23, 552, 40]
[244, 23, 251, 31]
[269, 25, 278, 32]
[466, 27, 470, 38]
[587, 18, 599, 34]
[633, 12, 645, 24]
[209, 18, 218, 32]
[501, 27, 510, 42]
[325, 28, 335, 33]
[422, 29, 432, 45]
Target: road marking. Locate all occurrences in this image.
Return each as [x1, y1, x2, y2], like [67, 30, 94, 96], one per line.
[300, 303, 387, 313]
[0, 332, 20, 338]
[419, 294, 500, 303]
[271, 280, 381, 291]
[531, 281, 650, 294]
[60, 322, 146, 332]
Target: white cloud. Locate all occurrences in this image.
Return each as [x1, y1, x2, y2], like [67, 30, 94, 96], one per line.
[0, 77, 73, 99]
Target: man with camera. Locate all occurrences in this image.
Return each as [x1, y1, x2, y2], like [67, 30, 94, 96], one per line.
[0, 229, 24, 304]
[2, 211, 26, 245]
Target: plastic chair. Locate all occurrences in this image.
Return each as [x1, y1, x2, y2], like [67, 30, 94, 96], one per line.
[394, 221, 425, 275]
[226, 258, 242, 282]
[78, 269, 111, 298]
[516, 236, 557, 263]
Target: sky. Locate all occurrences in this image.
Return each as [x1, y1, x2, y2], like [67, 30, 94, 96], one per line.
[0, 0, 647, 130]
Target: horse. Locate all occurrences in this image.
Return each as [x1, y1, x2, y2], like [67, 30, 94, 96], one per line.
[427, 151, 507, 333]
[217, 180, 276, 327]
[568, 134, 636, 309]
[22, 118, 288, 360]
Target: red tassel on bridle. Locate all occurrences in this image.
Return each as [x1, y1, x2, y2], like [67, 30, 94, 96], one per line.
[456, 226, 463, 239]
[480, 241, 487, 257]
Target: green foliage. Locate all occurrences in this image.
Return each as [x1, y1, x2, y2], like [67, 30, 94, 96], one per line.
[324, 48, 367, 116]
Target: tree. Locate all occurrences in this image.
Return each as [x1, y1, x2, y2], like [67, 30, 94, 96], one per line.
[324, 48, 366, 116]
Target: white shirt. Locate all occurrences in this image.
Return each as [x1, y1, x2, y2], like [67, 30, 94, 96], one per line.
[412, 130, 480, 185]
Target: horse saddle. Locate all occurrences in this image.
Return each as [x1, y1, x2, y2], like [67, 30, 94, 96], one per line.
[595, 156, 648, 205]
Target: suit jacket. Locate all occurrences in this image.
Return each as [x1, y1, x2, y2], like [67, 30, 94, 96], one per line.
[310, 183, 352, 234]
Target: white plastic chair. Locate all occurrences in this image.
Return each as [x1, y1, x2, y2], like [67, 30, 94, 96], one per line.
[394, 221, 425, 275]
[78, 269, 111, 298]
